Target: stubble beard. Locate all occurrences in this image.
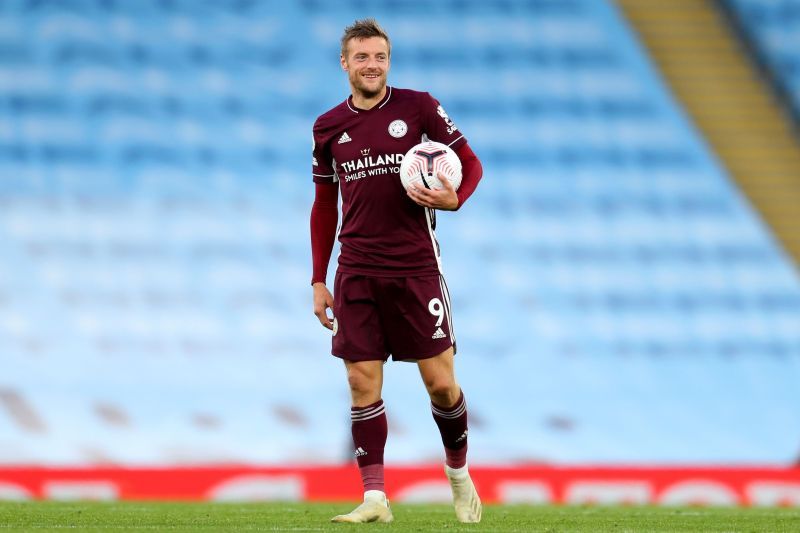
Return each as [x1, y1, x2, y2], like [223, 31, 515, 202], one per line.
[350, 70, 387, 100]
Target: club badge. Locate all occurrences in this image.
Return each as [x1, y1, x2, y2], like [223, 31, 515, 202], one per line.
[388, 119, 408, 138]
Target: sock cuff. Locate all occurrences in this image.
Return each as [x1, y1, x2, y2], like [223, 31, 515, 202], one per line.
[431, 391, 466, 419]
[445, 463, 469, 477]
[351, 399, 385, 422]
[363, 489, 387, 502]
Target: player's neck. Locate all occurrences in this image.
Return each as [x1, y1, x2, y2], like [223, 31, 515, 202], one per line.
[350, 86, 387, 111]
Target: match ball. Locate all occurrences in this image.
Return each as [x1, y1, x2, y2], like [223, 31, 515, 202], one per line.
[399, 141, 462, 192]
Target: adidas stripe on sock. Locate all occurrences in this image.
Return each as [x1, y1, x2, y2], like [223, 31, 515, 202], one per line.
[351, 399, 388, 492]
[431, 391, 468, 469]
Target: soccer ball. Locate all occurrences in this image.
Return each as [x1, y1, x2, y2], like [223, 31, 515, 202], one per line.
[399, 141, 462, 192]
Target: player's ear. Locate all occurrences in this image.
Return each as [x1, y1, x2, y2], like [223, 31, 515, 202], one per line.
[340, 54, 348, 71]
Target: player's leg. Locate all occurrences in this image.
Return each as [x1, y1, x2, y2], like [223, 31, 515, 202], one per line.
[345, 358, 384, 406]
[331, 359, 393, 523]
[416, 345, 459, 408]
[380, 274, 480, 523]
[417, 348, 481, 523]
[417, 347, 466, 467]
[401, 275, 469, 470]
[330, 273, 393, 523]
[345, 359, 387, 494]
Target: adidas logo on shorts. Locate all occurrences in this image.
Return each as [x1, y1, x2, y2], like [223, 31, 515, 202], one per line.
[432, 327, 446, 340]
[354, 447, 367, 457]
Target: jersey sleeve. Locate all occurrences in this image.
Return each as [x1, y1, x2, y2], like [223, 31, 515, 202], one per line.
[420, 92, 467, 151]
[312, 120, 337, 184]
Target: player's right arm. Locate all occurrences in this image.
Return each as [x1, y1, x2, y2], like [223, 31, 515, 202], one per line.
[311, 182, 338, 329]
[311, 119, 339, 330]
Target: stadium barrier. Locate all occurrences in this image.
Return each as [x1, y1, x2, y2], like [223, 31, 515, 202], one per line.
[0, 466, 798, 506]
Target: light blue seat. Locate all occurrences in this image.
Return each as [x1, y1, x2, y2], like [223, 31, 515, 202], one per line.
[0, 0, 797, 468]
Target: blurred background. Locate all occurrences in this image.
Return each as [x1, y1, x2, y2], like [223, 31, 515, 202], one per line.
[1, 0, 799, 504]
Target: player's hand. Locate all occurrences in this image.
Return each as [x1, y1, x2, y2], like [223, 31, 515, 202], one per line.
[407, 172, 459, 211]
[313, 282, 335, 330]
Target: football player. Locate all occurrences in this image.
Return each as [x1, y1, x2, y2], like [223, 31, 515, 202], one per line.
[310, 18, 483, 524]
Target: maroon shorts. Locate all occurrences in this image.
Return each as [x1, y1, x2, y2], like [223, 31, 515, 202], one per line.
[331, 271, 456, 362]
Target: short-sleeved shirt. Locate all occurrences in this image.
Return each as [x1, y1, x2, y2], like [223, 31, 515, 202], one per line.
[312, 86, 467, 277]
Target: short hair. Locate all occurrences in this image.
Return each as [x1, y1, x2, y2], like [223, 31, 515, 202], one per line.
[340, 18, 391, 58]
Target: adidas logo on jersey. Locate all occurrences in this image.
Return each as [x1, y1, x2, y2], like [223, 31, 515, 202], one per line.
[432, 327, 447, 340]
[354, 447, 367, 457]
[338, 131, 352, 144]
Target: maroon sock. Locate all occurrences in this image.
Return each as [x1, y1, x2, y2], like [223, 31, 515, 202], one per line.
[431, 391, 468, 469]
[351, 399, 388, 492]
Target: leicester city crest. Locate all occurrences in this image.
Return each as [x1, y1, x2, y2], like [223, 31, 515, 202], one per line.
[388, 119, 408, 138]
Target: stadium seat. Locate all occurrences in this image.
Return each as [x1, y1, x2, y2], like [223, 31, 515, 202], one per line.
[0, 0, 798, 467]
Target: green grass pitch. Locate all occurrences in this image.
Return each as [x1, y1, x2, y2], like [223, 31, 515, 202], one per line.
[0, 502, 798, 532]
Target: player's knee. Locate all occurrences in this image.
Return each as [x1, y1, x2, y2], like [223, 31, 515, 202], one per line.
[346, 370, 366, 394]
[346, 367, 380, 398]
[424, 378, 458, 406]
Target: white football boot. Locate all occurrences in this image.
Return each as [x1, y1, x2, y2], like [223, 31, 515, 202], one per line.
[330, 490, 394, 523]
[445, 464, 482, 523]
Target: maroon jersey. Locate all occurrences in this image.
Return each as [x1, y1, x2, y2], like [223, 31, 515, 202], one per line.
[312, 87, 466, 277]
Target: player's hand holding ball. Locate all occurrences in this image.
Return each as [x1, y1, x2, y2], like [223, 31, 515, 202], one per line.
[400, 141, 461, 211]
[407, 172, 459, 210]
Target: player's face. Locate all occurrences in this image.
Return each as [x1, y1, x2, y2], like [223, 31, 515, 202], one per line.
[341, 36, 390, 99]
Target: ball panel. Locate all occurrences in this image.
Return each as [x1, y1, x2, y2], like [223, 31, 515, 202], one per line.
[399, 141, 462, 192]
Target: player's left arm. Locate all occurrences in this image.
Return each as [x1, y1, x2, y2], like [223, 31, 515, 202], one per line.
[406, 142, 483, 211]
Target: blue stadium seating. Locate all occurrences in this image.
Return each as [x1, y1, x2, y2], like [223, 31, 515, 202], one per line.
[723, 0, 800, 119]
[0, 0, 798, 467]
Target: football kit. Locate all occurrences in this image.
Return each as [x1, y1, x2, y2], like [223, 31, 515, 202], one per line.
[312, 87, 466, 361]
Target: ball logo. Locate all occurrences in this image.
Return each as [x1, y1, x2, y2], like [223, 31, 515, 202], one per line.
[388, 119, 408, 138]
